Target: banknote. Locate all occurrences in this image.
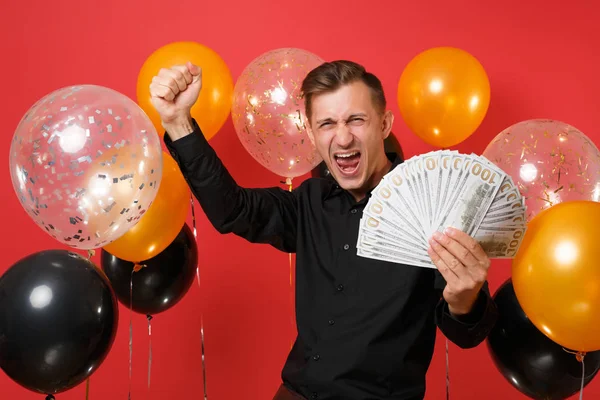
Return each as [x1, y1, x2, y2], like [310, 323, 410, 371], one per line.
[357, 150, 527, 269]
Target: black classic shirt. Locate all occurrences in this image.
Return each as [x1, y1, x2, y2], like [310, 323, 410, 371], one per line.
[165, 121, 498, 400]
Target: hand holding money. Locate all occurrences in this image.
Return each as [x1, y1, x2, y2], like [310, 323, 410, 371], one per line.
[357, 150, 527, 269]
[427, 227, 490, 315]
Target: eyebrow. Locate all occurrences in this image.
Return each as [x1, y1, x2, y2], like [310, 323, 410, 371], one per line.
[315, 113, 368, 125]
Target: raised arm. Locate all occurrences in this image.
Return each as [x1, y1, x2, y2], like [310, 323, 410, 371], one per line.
[150, 62, 298, 253]
[427, 227, 498, 348]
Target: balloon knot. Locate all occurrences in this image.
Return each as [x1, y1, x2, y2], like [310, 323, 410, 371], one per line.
[133, 263, 146, 273]
[146, 314, 153, 321]
[87, 249, 96, 259]
[577, 351, 586, 362]
[46, 395, 56, 400]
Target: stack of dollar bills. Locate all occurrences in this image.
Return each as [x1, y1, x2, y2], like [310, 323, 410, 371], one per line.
[357, 150, 527, 268]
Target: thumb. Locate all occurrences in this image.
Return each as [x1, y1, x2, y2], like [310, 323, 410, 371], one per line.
[186, 62, 202, 82]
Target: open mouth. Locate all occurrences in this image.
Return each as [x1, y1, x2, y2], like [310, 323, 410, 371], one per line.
[334, 151, 361, 176]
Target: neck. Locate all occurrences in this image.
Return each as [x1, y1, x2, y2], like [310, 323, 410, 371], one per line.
[349, 157, 393, 202]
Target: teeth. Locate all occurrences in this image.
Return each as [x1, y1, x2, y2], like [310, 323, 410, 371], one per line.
[335, 152, 359, 158]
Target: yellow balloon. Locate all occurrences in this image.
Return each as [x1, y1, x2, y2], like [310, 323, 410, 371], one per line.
[397, 47, 490, 148]
[136, 41, 234, 140]
[512, 200, 600, 352]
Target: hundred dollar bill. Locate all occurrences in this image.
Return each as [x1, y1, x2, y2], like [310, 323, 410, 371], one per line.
[357, 228, 430, 259]
[357, 238, 435, 268]
[382, 164, 427, 235]
[363, 196, 426, 246]
[401, 160, 426, 226]
[490, 176, 517, 205]
[413, 154, 433, 233]
[361, 208, 426, 249]
[474, 225, 527, 258]
[434, 150, 459, 225]
[486, 207, 527, 223]
[434, 156, 505, 236]
[371, 180, 426, 240]
[422, 151, 443, 230]
[486, 188, 524, 215]
[434, 154, 473, 234]
[357, 217, 429, 257]
[479, 212, 526, 228]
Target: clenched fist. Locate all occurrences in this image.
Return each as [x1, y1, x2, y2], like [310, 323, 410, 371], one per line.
[149, 62, 202, 138]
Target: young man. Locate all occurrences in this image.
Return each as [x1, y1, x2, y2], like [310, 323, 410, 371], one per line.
[151, 60, 498, 400]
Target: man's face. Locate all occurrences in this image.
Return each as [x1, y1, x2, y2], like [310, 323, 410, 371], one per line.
[308, 81, 393, 195]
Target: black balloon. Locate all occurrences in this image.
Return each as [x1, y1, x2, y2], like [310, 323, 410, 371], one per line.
[0, 250, 118, 395]
[101, 223, 198, 315]
[487, 278, 600, 399]
[310, 133, 404, 179]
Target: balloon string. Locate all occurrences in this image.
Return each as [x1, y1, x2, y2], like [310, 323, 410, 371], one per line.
[580, 357, 585, 400]
[286, 178, 294, 349]
[128, 270, 134, 400]
[445, 338, 450, 400]
[190, 195, 208, 400]
[85, 377, 90, 400]
[147, 315, 153, 392]
[562, 348, 585, 399]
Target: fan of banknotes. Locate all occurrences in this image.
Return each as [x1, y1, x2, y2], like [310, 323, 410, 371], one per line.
[357, 150, 527, 268]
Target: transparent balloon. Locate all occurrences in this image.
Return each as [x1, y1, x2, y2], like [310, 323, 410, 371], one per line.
[483, 119, 600, 221]
[9, 85, 163, 249]
[231, 48, 324, 180]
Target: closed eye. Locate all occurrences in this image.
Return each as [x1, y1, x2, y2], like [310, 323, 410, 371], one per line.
[348, 118, 365, 125]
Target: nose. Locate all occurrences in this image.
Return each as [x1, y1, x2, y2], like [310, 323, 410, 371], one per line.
[334, 124, 354, 148]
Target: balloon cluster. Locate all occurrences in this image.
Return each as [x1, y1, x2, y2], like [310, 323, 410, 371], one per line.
[395, 48, 600, 398]
[2, 41, 229, 396]
[480, 119, 600, 399]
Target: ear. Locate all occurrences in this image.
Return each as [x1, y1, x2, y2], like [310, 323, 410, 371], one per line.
[381, 110, 394, 140]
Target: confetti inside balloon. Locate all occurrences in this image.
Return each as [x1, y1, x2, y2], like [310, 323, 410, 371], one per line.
[9, 85, 163, 249]
[483, 119, 600, 221]
[231, 48, 324, 180]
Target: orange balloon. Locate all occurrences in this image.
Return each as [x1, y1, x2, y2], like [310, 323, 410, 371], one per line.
[397, 47, 490, 148]
[512, 200, 600, 352]
[103, 152, 190, 262]
[136, 41, 234, 140]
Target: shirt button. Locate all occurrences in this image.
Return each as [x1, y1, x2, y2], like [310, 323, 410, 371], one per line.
[337, 284, 344, 292]
[343, 244, 350, 250]
[311, 393, 318, 399]
[313, 354, 320, 361]
[328, 319, 335, 325]
[351, 209, 358, 214]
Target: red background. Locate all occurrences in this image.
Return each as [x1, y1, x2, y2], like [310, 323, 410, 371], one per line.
[1, 0, 599, 399]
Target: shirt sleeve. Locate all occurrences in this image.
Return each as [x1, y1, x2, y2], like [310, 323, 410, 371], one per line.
[163, 120, 299, 253]
[433, 271, 498, 349]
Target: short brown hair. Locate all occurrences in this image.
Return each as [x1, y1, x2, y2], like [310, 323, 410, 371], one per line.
[301, 60, 386, 122]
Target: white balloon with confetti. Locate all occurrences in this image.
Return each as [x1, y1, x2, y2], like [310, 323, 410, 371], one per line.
[9, 85, 163, 250]
[482, 119, 600, 222]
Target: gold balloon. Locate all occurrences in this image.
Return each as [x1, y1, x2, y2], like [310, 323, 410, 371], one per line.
[137, 41, 234, 140]
[512, 200, 600, 352]
[397, 47, 490, 148]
